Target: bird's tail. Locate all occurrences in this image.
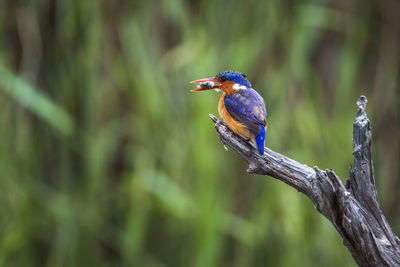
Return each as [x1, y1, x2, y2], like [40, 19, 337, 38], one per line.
[255, 124, 266, 155]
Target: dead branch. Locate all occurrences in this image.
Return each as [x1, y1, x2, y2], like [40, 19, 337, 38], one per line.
[209, 96, 400, 266]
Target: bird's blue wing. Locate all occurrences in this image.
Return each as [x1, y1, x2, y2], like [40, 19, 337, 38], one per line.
[224, 88, 267, 136]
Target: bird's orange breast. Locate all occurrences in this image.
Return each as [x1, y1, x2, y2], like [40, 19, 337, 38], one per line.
[218, 93, 251, 139]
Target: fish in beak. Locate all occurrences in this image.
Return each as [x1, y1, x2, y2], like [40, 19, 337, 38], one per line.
[190, 77, 220, 92]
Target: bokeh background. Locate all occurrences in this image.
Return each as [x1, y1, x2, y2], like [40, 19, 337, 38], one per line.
[1, 0, 399, 266]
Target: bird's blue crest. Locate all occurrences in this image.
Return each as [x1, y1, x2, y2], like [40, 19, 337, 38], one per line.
[217, 71, 251, 88]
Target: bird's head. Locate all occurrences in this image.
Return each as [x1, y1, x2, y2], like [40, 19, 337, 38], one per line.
[191, 71, 251, 94]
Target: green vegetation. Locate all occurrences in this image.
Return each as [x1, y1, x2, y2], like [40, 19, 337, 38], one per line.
[0, 0, 398, 266]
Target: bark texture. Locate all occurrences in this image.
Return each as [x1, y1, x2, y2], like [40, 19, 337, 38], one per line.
[209, 96, 400, 266]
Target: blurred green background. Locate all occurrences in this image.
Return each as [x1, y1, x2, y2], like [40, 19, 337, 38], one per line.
[0, 0, 399, 266]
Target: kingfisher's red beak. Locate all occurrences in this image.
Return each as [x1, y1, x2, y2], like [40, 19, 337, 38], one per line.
[190, 77, 220, 92]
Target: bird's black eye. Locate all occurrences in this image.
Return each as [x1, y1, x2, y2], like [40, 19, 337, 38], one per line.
[219, 76, 227, 82]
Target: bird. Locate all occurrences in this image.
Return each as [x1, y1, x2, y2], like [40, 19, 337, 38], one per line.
[191, 70, 267, 155]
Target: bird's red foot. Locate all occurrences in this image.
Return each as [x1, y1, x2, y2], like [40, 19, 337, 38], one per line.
[246, 138, 251, 142]
[226, 126, 234, 136]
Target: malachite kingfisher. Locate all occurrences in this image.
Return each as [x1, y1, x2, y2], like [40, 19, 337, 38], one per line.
[191, 70, 267, 155]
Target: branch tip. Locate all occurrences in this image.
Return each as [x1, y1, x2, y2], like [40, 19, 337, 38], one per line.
[356, 96, 368, 116]
[209, 114, 218, 123]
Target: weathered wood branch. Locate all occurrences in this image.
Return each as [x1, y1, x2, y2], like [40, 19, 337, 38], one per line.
[209, 96, 400, 266]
